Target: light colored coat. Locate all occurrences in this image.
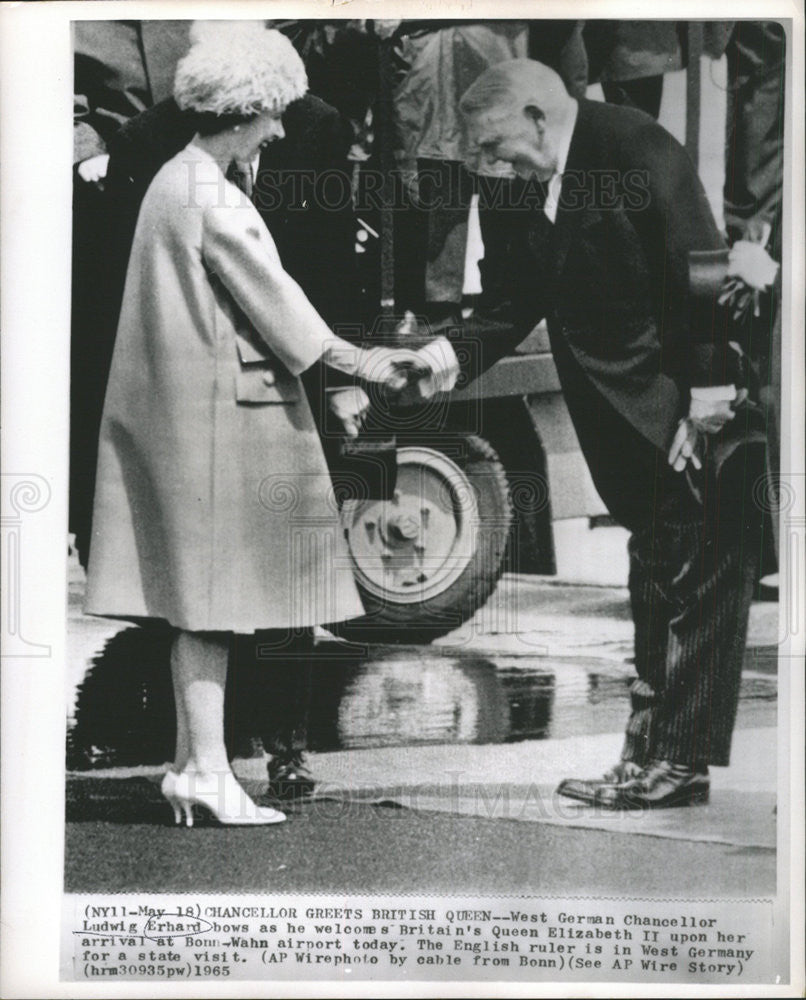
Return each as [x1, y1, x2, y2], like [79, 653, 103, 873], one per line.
[85, 142, 365, 632]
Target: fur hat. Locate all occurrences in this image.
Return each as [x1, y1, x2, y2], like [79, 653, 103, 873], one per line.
[174, 22, 307, 117]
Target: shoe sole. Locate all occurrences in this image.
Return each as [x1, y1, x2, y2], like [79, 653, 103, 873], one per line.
[556, 780, 627, 807]
[188, 803, 287, 826]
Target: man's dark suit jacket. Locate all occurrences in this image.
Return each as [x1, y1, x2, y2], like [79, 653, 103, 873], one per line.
[462, 98, 739, 529]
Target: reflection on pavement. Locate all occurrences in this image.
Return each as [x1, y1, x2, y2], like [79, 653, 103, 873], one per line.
[66, 626, 777, 769]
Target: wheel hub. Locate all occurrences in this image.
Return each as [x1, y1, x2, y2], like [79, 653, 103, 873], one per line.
[384, 510, 421, 542]
[342, 446, 479, 604]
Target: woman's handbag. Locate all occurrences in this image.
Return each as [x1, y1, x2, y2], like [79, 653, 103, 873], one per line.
[329, 432, 398, 504]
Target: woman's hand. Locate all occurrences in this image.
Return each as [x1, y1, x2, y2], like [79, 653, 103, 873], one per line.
[329, 387, 370, 438]
[322, 339, 434, 395]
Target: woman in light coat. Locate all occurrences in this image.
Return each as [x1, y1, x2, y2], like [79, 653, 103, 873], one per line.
[85, 24, 430, 825]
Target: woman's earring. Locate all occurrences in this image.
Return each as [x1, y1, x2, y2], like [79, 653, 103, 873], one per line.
[234, 125, 241, 132]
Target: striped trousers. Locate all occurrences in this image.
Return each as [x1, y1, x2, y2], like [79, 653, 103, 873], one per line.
[621, 485, 762, 770]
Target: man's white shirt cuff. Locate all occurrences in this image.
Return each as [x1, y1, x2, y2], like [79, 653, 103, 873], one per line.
[690, 385, 737, 402]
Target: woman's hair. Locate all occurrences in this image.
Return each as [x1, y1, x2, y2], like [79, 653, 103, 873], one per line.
[174, 22, 307, 121]
[186, 110, 255, 137]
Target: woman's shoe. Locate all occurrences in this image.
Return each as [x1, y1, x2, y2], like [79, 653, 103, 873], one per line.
[163, 769, 286, 827]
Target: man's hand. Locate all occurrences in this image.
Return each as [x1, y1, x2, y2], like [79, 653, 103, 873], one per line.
[77, 153, 110, 186]
[325, 338, 459, 401]
[668, 393, 738, 472]
[376, 337, 462, 407]
[329, 387, 370, 439]
[668, 419, 703, 473]
[413, 337, 461, 398]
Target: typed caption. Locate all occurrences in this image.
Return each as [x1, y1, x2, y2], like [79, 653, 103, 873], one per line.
[62, 893, 778, 985]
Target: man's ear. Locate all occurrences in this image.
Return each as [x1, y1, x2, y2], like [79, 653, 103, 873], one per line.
[523, 102, 546, 124]
[523, 103, 546, 130]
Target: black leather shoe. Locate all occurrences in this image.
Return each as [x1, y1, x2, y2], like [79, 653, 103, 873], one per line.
[602, 760, 645, 784]
[618, 760, 710, 809]
[557, 760, 644, 806]
[267, 751, 316, 801]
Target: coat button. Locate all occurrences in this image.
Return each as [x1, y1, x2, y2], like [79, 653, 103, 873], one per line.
[262, 370, 276, 386]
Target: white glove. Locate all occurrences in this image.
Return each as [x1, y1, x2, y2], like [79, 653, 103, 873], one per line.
[77, 153, 110, 186]
[412, 336, 461, 399]
[329, 387, 370, 439]
[688, 394, 736, 434]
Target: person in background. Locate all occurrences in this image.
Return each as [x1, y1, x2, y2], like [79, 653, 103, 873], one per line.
[278, 19, 380, 143]
[723, 21, 785, 577]
[723, 21, 785, 251]
[276, 20, 383, 317]
[73, 20, 192, 184]
[583, 20, 686, 119]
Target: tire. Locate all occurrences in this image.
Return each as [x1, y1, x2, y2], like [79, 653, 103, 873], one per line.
[335, 434, 513, 644]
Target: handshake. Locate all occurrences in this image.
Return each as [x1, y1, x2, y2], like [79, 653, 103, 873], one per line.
[326, 336, 461, 438]
[356, 338, 460, 397]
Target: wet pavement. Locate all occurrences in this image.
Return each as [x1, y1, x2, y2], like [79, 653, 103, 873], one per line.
[65, 553, 779, 896]
[67, 555, 778, 762]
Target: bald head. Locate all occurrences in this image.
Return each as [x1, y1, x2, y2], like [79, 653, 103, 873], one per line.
[459, 59, 576, 180]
